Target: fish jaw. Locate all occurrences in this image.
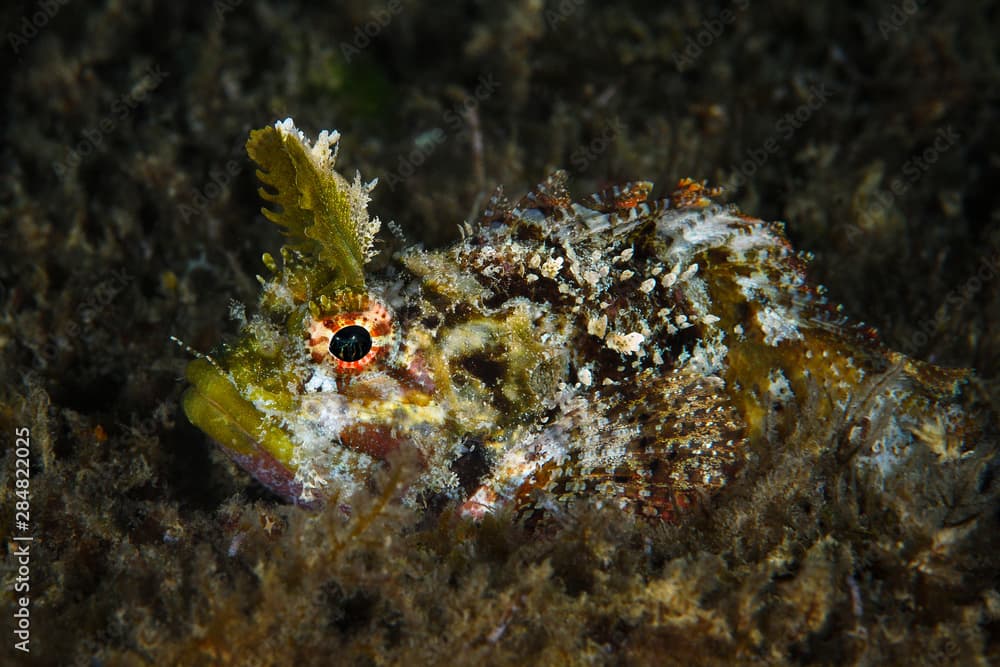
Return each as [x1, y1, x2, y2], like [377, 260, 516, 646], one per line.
[183, 349, 451, 505]
[182, 357, 305, 501]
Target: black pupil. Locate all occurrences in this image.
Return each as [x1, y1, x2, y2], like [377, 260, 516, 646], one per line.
[329, 325, 372, 363]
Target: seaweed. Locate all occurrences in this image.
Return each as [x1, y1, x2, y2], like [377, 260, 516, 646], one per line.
[1, 1, 998, 665]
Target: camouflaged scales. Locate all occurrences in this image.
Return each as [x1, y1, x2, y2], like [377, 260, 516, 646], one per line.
[181, 118, 978, 523]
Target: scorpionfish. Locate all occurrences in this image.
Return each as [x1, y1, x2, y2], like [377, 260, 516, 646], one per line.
[181, 118, 978, 522]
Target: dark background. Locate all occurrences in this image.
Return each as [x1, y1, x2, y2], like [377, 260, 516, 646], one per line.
[1, 1, 998, 664]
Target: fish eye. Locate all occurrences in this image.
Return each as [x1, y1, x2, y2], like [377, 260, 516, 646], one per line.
[307, 292, 397, 373]
[329, 325, 372, 362]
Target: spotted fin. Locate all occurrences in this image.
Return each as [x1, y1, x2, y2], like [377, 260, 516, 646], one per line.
[464, 370, 748, 522]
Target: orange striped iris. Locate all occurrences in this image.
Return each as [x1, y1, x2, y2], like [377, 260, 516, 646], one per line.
[307, 293, 396, 373]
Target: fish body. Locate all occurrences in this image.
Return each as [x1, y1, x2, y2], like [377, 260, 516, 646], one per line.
[182, 119, 974, 521]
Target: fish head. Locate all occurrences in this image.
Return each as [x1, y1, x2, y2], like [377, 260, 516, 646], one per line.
[181, 120, 447, 504]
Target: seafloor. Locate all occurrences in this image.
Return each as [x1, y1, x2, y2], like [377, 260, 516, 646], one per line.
[1, 1, 998, 665]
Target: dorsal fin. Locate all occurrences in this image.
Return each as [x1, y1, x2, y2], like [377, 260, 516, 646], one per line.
[479, 185, 512, 225]
[580, 181, 654, 213]
[515, 170, 572, 215]
[668, 178, 723, 210]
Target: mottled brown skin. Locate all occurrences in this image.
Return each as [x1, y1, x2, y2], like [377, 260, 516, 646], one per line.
[396, 173, 974, 523]
[185, 124, 978, 523]
[399, 175, 752, 521]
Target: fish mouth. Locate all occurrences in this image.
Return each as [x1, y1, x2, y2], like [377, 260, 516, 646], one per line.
[182, 358, 305, 500]
[182, 358, 438, 503]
